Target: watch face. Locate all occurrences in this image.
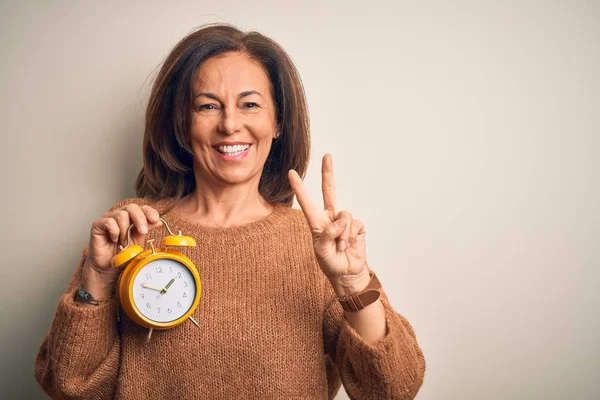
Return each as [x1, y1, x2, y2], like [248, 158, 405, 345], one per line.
[131, 259, 197, 323]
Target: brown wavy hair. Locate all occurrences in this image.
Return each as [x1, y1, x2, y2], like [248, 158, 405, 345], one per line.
[135, 23, 310, 208]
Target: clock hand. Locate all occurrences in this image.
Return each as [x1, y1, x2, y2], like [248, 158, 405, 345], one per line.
[142, 283, 165, 292]
[161, 278, 176, 294]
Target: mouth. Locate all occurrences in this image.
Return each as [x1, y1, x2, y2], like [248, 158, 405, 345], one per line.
[213, 143, 252, 161]
[213, 143, 251, 155]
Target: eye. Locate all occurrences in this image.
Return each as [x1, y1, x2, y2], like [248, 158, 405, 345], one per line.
[243, 102, 259, 109]
[197, 104, 218, 111]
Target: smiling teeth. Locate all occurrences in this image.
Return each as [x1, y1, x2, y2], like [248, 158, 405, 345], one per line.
[217, 144, 250, 154]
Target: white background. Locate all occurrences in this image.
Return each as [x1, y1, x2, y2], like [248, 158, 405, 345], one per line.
[1, 1, 598, 399]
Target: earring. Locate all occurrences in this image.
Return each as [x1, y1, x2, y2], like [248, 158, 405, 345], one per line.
[275, 131, 281, 139]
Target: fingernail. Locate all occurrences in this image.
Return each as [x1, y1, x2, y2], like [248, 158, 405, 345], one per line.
[140, 225, 148, 234]
[339, 240, 347, 251]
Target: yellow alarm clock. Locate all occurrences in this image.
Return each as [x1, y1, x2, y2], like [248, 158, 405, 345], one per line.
[111, 218, 201, 342]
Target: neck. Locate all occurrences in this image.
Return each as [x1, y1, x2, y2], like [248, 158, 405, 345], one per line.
[176, 175, 274, 228]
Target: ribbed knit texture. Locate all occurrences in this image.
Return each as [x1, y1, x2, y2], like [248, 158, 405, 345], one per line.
[35, 197, 426, 399]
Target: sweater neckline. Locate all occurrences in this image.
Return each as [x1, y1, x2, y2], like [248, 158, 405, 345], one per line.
[157, 199, 292, 245]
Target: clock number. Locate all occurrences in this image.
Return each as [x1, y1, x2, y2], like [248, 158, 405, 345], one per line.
[155, 266, 163, 274]
[177, 301, 182, 307]
[167, 308, 172, 314]
[145, 273, 152, 280]
[146, 303, 151, 309]
[140, 293, 145, 299]
[183, 292, 187, 298]
[176, 272, 182, 278]
[183, 281, 188, 287]
[169, 266, 173, 273]
[157, 307, 160, 314]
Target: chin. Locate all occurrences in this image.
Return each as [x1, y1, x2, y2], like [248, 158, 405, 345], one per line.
[217, 170, 255, 184]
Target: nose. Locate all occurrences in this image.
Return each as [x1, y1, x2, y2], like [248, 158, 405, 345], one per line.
[218, 106, 243, 136]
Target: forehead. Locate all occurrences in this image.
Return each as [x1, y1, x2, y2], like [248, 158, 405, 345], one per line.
[193, 52, 271, 93]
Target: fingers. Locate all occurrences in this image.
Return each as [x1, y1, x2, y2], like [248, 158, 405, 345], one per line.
[323, 219, 344, 241]
[92, 217, 120, 243]
[322, 211, 364, 252]
[288, 154, 338, 230]
[349, 218, 365, 245]
[322, 210, 353, 251]
[141, 205, 162, 227]
[131, 205, 164, 245]
[288, 169, 321, 228]
[335, 210, 352, 251]
[321, 154, 336, 219]
[111, 207, 143, 245]
[105, 209, 131, 245]
[103, 204, 162, 247]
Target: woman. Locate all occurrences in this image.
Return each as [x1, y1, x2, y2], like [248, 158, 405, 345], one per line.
[35, 23, 425, 399]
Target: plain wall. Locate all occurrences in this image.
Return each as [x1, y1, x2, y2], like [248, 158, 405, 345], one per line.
[1, 1, 598, 399]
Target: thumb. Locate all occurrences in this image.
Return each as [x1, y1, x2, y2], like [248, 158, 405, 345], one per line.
[323, 219, 346, 241]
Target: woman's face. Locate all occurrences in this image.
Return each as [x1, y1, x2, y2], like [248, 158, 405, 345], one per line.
[189, 51, 278, 188]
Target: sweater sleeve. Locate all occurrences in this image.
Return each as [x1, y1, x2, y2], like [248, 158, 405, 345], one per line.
[33, 197, 162, 399]
[34, 247, 120, 400]
[322, 274, 426, 399]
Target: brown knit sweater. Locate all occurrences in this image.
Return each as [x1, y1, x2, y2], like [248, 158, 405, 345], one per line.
[35, 197, 426, 399]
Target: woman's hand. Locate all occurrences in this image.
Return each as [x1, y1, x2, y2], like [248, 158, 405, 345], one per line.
[288, 154, 370, 295]
[82, 204, 163, 296]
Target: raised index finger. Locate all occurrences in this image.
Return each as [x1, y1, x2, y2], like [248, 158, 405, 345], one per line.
[322, 154, 336, 219]
[288, 169, 322, 228]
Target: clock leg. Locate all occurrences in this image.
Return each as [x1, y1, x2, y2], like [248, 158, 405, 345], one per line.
[146, 328, 153, 343]
[189, 316, 200, 328]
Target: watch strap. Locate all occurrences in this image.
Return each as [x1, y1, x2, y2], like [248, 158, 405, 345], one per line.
[337, 270, 382, 312]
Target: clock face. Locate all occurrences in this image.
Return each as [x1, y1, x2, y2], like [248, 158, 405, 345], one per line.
[131, 258, 197, 323]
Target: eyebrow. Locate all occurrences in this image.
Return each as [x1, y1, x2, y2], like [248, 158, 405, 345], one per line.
[194, 90, 264, 101]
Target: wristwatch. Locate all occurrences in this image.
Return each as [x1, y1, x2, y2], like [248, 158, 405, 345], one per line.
[75, 282, 113, 306]
[337, 270, 382, 312]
